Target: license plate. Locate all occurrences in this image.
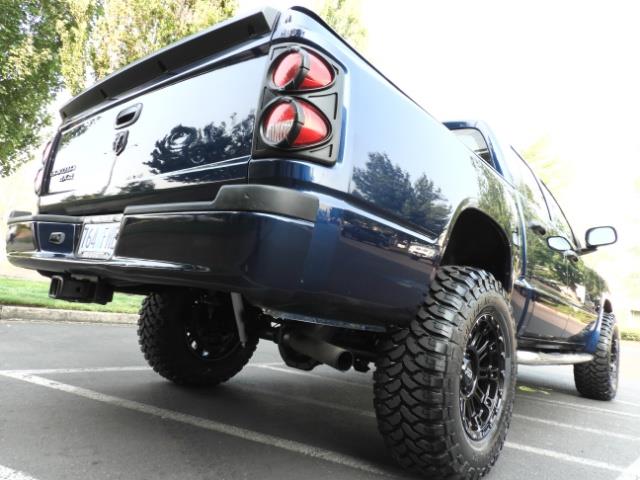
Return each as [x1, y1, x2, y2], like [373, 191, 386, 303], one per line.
[77, 222, 120, 259]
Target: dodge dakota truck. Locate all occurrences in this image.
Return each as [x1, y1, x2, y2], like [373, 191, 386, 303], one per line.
[5, 6, 619, 478]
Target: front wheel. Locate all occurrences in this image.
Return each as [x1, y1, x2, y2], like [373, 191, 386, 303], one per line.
[138, 291, 258, 387]
[574, 312, 620, 401]
[374, 266, 517, 479]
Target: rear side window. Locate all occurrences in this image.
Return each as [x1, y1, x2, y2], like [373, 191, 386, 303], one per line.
[540, 182, 577, 246]
[502, 147, 549, 216]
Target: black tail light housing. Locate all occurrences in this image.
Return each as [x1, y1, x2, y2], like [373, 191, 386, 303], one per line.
[252, 43, 343, 165]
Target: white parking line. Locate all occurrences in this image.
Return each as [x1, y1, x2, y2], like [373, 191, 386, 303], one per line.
[1, 367, 635, 475]
[615, 398, 640, 409]
[5, 364, 638, 443]
[250, 365, 640, 423]
[512, 414, 640, 442]
[0, 366, 150, 376]
[0, 464, 40, 480]
[505, 442, 625, 473]
[518, 395, 640, 420]
[0, 371, 393, 478]
[616, 455, 640, 480]
[236, 383, 640, 442]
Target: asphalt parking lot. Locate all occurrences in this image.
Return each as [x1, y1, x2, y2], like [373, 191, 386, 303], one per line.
[1, 319, 639, 480]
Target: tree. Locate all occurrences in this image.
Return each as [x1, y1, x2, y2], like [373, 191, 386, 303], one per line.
[0, 0, 71, 177]
[319, 0, 367, 50]
[58, 0, 96, 95]
[0, 0, 238, 177]
[89, 0, 236, 84]
[521, 136, 568, 195]
[61, 0, 237, 95]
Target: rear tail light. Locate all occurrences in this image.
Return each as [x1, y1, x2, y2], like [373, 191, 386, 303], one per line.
[261, 98, 329, 148]
[271, 47, 334, 91]
[34, 139, 53, 195]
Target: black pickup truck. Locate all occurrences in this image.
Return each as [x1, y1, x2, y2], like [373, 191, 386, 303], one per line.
[5, 6, 619, 478]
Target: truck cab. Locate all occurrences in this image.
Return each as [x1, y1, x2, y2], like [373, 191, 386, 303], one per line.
[446, 120, 616, 356]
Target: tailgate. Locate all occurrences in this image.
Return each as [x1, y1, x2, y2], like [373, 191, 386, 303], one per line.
[41, 8, 277, 215]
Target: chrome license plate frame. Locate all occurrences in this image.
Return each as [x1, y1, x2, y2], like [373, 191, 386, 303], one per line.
[76, 221, 121, 260]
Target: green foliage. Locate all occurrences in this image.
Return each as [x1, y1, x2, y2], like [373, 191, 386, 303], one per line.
[0, 277, 142, 313]
[621, 329, 640, 342]
[521, 136, 568, 195]
[0, 0, 238, 177]
[58, 0, 96, 95]
[319, 0, 367, 50]
[0, 0, 71, 177]
[89, 0, 237, 83]
[60, 0, 237, 94]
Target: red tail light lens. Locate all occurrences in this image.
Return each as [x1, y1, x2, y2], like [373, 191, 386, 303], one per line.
[302, 53, 333, 89]
[292, 102, 328, 146]
[261, 99, 329, 147]
[263, 102, 296, 145]
[271, 48, 334, 90]
[272, 52, 303, 89]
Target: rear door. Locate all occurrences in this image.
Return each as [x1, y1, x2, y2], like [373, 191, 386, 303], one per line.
[539, 183, 598, 341]
[501, 147, 572, 340]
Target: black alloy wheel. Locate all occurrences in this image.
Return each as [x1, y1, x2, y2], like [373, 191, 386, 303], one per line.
[184, 296, 242, 362]
[138, 290, 258, 387]
[374, 266, 517, 479]
[459, 310, 506, 441]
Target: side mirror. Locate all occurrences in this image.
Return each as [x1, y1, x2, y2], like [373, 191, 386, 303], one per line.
[547, 236, 572, 252]
[585, 226, 617, 248]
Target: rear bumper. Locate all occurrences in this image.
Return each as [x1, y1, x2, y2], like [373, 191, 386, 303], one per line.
[6, 185, 439, 329]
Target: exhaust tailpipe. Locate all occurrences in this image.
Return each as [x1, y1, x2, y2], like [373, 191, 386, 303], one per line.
[282, 332, 353, 371]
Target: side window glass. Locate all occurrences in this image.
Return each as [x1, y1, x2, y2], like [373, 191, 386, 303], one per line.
[541, 183, 576, 246]
[502, 147, 549, 217]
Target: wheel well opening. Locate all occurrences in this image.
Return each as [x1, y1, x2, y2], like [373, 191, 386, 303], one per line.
[440, 209, 512, 291]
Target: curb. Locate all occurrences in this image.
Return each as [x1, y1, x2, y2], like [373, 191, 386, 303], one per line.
[0, 304, 137, 324]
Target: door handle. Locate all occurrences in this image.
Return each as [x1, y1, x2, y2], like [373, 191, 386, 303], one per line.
[115, 103, 143, 129]
[528, 220, 547, 236]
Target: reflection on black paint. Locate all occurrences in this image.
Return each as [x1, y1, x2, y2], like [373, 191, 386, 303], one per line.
[352, 152, 451, 233]
[340, 210, 437, 263]
[58, 116, 99, 149]
[144, 112, 255, 178]
[117, 180, 155, 195]
[475, 162, 512, 229]
[342, 215, 391, 247]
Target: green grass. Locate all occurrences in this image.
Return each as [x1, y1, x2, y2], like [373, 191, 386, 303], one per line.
[621, 328, 640, 342]
[2, 276, 640, 339]
[0, 277, 142, 314]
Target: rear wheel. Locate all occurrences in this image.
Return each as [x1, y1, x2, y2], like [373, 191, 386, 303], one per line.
[374, 266, 517, 478]
[574, 312, 619, 401]
[138, 291, 257, 387]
